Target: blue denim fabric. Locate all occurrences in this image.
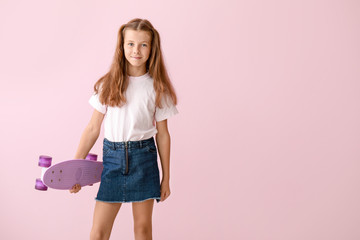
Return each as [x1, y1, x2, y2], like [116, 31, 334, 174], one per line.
[95, 137, 161, 203]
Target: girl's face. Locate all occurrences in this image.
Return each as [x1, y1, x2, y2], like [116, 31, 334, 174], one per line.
[123, 29, 152, 73]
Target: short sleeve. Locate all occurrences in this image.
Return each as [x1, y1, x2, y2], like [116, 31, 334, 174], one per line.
[155, 94, 179, 122]
[89, 92, 107, 114]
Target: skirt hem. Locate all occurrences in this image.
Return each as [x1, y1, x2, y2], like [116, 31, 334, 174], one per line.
[95, 196, 161, 203]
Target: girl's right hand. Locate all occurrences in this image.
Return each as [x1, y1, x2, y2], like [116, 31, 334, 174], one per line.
[69, 184, 81, 193]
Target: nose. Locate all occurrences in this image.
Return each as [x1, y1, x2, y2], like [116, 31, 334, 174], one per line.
[133, 45, 140, 53]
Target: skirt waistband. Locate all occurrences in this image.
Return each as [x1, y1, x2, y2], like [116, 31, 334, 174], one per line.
[103, 137, 155, 150]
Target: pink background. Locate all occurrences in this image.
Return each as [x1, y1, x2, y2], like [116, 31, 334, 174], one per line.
[1, 0, 359, 239]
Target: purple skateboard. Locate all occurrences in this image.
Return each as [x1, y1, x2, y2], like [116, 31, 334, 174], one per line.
[35, 153, 103, 191]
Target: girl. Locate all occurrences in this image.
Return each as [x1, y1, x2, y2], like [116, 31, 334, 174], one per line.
[69, 18, 179, 240]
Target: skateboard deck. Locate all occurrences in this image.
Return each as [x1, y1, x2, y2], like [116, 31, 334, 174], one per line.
[35, 154, 103, 191]
[43, 160, 103, 190]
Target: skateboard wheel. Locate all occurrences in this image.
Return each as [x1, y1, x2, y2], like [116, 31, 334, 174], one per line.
[35, 178, 48, 191]
[39, 155, 52, 167]
[86, 153, 97, 161]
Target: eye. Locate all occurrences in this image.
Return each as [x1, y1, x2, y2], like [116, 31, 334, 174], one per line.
[127, 43, 147, 47]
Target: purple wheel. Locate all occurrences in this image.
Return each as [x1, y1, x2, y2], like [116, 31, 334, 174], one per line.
[86, 153, 97, 161]
[39, 155, 52, 167]
[35, 178, 48, 191]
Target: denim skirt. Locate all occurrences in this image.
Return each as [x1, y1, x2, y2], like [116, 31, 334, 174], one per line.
[95, 137, 161, 203]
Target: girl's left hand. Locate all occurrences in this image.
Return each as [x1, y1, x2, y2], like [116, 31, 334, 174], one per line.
[160, 180, 171, 202]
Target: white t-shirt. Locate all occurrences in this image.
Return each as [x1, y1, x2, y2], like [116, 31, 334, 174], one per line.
[88, 72, 179, 142]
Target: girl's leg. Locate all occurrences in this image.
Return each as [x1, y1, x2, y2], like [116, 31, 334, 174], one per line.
[90, 201, 122, 240]
[132, 199, 155, 240]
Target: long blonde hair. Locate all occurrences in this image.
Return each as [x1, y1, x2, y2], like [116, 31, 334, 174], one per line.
[93, 18, 177, 109]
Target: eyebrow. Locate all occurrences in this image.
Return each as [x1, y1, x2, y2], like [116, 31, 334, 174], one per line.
[126, 40, 149, 43]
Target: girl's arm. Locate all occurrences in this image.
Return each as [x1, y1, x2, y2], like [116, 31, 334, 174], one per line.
[70, 109, 104, 193]
[155, 119, 172, 201]
[74, 109, 105, 159]
[155, 119, 171, 181]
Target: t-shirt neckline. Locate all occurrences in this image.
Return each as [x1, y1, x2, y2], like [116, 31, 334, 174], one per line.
[128, 72, 150, 80]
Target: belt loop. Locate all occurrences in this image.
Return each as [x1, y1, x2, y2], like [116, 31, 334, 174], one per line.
[140, 140, 142, 148]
